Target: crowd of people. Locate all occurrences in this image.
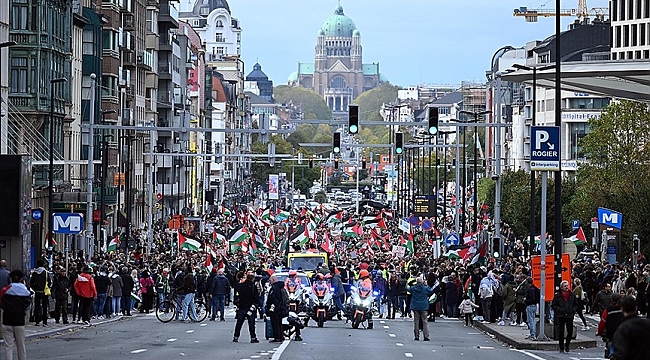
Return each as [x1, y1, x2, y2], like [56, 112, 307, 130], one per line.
[1, 202, 650, 359]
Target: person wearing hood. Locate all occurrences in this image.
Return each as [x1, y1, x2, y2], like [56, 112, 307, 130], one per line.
[74, 266, 97, 325]
[109, 267, 123, 317]
[407, 277, 434, 341]
[498, 276, 517, 326]
[30, 259, 51, 326]
[0, 269, 32, 360]
[52, 267, 70, 324]
[93, 267, 110, 319]
[119, 267, 134, 316]
[478, 271, 498, 323]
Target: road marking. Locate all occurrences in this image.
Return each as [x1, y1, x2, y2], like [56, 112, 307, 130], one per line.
[477, 346, 495, 350]
[250, 356, 261, 359]
[131, 349, 147, 354]
[200, 323, 207, 327]
[405, 353, 413, 358]
[271, 339, 291, 360]
[396, 343, 403, 347]
[380, 321, 385, 324]
[186, 330, 194, 333]
[511, 349, 547, 360]
[259, 353, 270, 356]
[167, 338, 177, 342]
[194, 341, 200, 343]
[468, 332, 480, 335]
[389, 334, 396, 337]
[383, 326, 390, 329]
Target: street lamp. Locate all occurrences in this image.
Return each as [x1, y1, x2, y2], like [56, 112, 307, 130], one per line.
[511, 63, 554, 256]
[459, 110, 491, 233]
[48, 76, 67, 246]
[0, 41, 16, 154]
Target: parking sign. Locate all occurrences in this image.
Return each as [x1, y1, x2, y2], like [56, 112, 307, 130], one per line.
[530, 126, 560, 171]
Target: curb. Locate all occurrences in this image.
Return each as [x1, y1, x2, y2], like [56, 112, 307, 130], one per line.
[21, 316, 126, 342]
[474, 322, 598, 351]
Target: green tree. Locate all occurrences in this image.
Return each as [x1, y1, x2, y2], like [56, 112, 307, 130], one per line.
[567, 100, 650, 255]
[353, 83, 400, 145]
[274, 85, 332, 120]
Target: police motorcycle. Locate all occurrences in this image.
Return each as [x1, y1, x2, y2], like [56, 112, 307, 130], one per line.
[346, 275, 376, 329]
[305, 274, 336, 327]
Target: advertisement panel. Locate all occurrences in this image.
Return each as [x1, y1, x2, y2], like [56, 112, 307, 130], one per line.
[268, 174, 279, 200]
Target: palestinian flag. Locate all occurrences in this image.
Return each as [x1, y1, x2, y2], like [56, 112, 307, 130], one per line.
[205, 254, 213, 272]
[364, 218, 388, 230]
[568, 227, 587, 245]
[179, 232, 202, 251]
[261, 207, 273, 222]
[371, 229, 391, 251]
[107, 234, 120, 253]
[228, 225, 251, 253]
[266, 228, 275, 249]
[325, 211, 343, 225]
[321, 231, 334, 254]
[290, 225, 310, 247]
[444, 250, 461, 259]
[204, 243, 218, 258]
[470, 242, 487, 266]
[342, 227, 360, 238]
[534, 232, 549, 244]
[400, 230, 414, 255]
[276, 210, 290, 222]
[213, 229, 227, 245]
[463, 231, 478, 244]
[221, 205, 232, 217]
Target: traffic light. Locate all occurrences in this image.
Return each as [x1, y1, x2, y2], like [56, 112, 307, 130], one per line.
[361, 158, 366, 169]
[348, 104, 359, 134]
[428, 107, 439, 135]
[334, 158, 339, 169]
[395, 132, 403, 154]
[309, 158, 314, 169]
[333, 132, 341, 154]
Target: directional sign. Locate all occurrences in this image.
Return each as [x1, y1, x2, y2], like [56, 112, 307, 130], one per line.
[444, 233, 460, 246]
[598, 207, 623, 229]
[52, 213, 84, 234]
[572, 220, 580, 230]
[530, 126, 560, 171]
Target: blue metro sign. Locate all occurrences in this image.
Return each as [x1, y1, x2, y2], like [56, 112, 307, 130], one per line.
[530, 126, 560, 171]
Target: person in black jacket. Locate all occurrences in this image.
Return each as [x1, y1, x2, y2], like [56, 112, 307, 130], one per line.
[119, 267, 134, 316]
[0, 269, 32, 360]
[232, 273, 259, 343]
[30, 259, 51, 326]
[610, 296, 650, 360]
[551, 280, 578, 353]
[209, 268, 231, 321]
[267, 274, 297, 342]
[53, 267, 70, 324]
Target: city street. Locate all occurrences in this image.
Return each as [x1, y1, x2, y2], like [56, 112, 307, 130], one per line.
[22, 311, 607, 360]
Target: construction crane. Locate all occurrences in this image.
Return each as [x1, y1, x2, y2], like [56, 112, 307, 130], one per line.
[513, 0, 608, 22]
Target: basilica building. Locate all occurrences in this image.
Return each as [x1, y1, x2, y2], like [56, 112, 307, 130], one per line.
[288, 5, 387, 116]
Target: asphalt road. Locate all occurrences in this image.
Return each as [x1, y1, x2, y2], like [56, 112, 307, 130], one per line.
[22, 311, 607, 360]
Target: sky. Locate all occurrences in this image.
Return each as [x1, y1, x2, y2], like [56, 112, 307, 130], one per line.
[225, 0, 611, 87]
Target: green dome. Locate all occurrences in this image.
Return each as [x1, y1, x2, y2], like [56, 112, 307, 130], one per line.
[321, 5, 356, 37]
[287, 71, 298, 83]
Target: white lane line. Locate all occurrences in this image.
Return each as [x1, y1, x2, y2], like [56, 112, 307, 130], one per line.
[511, 349, 548, 360]
[259, 353, 270, 356]
[477, 346, 495, 350]
[380, 321, 385, 324]
[167, 338, 177, 342]
[200, 323, 207, 327]
[396, 343, 403, 347]
[194, 341, 200, 343]
[389, 334, 396, 337]
[250, 356, 261, 359]
[467, 332, 480, 335]
[383, 326, 390, 329]
[271, 339, 291, 360]
[131, 349, 147, 354]
[186, 330, 194, 333]
[405, 353, 413, 358]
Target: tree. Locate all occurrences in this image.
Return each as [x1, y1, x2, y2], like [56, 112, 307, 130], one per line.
[567, 100, 650, 255]
[274, 85, 332, 120]
[353, 83, 400, 145]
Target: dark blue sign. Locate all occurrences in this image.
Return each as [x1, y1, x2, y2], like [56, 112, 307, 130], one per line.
[421, 219, 433, 231]
[598, 207, 622, 229]
[31, 209, 43, 221]
[530, 126, 560, 171]
[572, 220, 579, 229]
[444, 233, 460, 246]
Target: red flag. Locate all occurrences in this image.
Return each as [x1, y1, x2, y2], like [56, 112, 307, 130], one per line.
[352, 223, 363, 236]
[205, 254, 212, 268]
[321, 232, 333, 253]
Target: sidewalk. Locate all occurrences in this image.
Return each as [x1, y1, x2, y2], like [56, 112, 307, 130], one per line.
[0, 315, 126, 344]
[473, 318, 600, 351]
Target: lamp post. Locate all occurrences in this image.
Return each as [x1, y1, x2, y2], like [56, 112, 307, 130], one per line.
[512, 63, 554, 256]
[48, 76, 67, 247]
[459, 110, 491, 233]
[0, 41, 16, 155]
[100, 109, 116, 238]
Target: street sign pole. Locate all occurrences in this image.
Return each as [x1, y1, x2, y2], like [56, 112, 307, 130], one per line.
[537, 171, 550, 341]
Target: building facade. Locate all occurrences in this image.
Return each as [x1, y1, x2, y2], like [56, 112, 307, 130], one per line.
[288, 5, 386, 116]
[610, 0, 650, 60]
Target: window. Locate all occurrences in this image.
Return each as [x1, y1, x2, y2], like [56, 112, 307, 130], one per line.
[637, 0, 642, 18]
[193, 20, 199, 27]
[200, 6, 209, 15]
[632, 24, 638, 46]
[10, 57, 27, 93]
[629, 0, 634, 19]
[568, 98, 610, 110]
[645, 50, 650, 59]
[621, 0, 626, 20]
[612, 0, 618, 21]
[569, 123, 590, 160]
[624, 25, 630, 47]
[216, 19, 223, 27]
[329, 76, 346, 89]
[615, 25, 622, 48]
[216, 47, 224, 54]
[645, 0, 650, 18]
[215, 33, 224, 42]
[83, 29, 95, 55]
[11, 4, 27, 30]
[146, 9, 157, 33]
[641, 23, 647, 45]
[101, 75, 117, 98]
[102, 29, 118, 52]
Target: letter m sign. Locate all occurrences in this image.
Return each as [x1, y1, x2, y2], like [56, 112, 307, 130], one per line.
[52, 213, 84, 234]
[597, 207, 622, 229]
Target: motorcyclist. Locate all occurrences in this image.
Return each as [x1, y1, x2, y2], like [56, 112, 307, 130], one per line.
[312, 273, 329, 295]
[357, 269, 373, 295]
[284, 270, 303, 292]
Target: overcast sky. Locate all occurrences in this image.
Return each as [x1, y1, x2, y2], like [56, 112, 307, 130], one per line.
[223, 0, 610, 87]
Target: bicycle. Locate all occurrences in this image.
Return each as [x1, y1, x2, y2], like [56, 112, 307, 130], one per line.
[156, 292, 208, 323]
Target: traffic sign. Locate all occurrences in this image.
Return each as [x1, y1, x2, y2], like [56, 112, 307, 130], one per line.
[409, 215, 420, 226]
[421, 219, 433, 231]
[597, 207, 623, 229]
[156, 193, 163, 201]
[572, 220, 579, 229]
[444, 233, 460, 246]
[52, 213, 84, 234]
[530, 126, 560, 171]
[31, 208, 43, 221]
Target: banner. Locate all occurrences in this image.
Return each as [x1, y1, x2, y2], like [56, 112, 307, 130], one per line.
[392, 245, 406, 258]
[269, 174, 279, 200]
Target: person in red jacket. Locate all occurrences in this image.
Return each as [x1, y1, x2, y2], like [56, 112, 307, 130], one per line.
[74, 266, 97, 325]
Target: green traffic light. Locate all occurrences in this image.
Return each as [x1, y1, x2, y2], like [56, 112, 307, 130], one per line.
[349, 125, 358, 134]
[334, 146, 340, 153]
[429, 126, 438, 135]
[396, 148, 403, 154]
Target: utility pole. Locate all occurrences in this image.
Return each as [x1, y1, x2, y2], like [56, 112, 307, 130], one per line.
[85, 73, 96, 259]
[147, 125, 154, 255]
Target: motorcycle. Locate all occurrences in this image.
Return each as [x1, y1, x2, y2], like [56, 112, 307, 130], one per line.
[286, 281, 306, 314]
[306, 283, 335, 328]
[346, 284, 376, 329]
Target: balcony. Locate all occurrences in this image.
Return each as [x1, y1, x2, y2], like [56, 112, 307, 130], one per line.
[122, 49, 136, 68]
[123, 13, 134, 30]
[158, 61, 171, 80]
[157, 92, 172, 110]
[137, 50, 154, 70]
[159, 3, 179, 28]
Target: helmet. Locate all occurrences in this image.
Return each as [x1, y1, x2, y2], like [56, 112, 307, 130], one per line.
[359, 269, 370, 278]
[316, 273, 324, 280]
[289, 270, 297, 277]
